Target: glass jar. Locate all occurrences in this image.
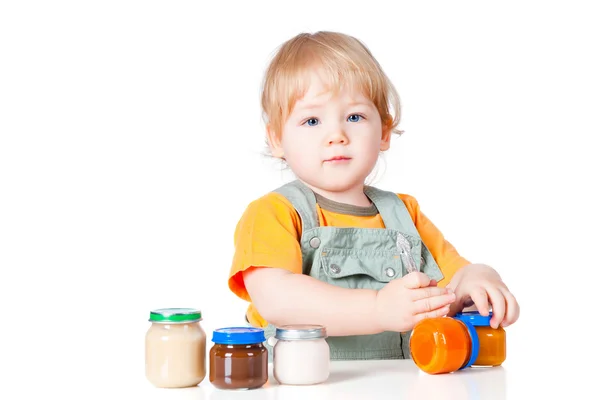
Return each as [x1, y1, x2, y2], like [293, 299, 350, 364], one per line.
[145, 308, 206, 388]
[209, 327, 268, 390]
[455, 311, 506, 366]
[409, 311, 506, 374]
[272, 324, 330, 385]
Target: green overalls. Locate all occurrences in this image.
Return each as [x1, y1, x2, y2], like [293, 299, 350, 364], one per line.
[261, 179, 444, 361]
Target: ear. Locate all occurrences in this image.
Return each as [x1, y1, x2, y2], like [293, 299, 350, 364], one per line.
[266, 124, 285, 158]
[380, 120, 392, 151]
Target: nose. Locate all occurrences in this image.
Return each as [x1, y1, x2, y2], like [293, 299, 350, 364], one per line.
[327, 126, 348, 145]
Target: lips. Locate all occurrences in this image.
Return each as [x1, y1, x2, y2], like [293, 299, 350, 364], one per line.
[325, 156, 351, 162]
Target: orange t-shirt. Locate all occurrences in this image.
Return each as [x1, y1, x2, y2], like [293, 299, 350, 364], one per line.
[228, 191, 470, 327]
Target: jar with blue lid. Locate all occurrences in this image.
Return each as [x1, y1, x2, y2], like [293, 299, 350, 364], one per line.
[409, 311, 506, 374]
[455, 311, 506, 367]
[209, 327, 268, 390]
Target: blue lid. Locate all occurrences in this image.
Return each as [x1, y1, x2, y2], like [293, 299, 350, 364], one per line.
[211, 327, 265, 345]
[457, 319, 480, 369]
[454, 311, 492, 326]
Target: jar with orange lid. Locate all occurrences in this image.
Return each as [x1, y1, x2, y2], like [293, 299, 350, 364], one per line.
[409, 311, 506, 374]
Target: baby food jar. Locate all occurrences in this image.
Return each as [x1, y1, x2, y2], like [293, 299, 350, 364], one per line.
[272, 324, 330, 385]
[409, 311, 506, 375]
[209, 327, 268, 390]
[455, 311, 506, 366]
[145, 308, 207, 388]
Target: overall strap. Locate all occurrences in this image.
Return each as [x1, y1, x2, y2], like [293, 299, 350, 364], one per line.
[363, 186, 419, 235]
[272, 180, 319, 231]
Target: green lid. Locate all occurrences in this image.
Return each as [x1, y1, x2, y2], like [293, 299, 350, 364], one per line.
[149, 308, 202, 323]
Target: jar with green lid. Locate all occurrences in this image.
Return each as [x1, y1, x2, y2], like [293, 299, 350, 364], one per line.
[145, 308, 207, 388]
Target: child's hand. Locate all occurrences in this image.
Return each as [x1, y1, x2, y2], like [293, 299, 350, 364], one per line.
[374, 272, 456, 333]
[447, 264, 520, 329]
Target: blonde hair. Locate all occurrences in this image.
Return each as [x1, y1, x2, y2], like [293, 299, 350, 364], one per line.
[261, 31, 402, 138]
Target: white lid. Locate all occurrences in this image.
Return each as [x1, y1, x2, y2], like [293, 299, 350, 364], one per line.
[275, 324, 327, 340]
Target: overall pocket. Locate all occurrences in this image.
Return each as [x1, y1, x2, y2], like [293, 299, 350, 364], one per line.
[318, 247, 404, 290]
[317, 247, 406, 359]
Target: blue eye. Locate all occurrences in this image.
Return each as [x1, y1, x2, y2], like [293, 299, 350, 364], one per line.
[348, 114, 363, 122]
[303, 118, 319, 127]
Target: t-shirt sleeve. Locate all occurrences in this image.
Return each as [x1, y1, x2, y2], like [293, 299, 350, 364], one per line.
[398, 194, 471, 287]
[228, 192, 304, 301]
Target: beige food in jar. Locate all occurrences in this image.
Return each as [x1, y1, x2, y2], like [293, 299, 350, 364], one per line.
[145, 310, 206, 388]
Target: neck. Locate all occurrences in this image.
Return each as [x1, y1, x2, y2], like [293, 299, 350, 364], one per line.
[301, 181, 371, 207]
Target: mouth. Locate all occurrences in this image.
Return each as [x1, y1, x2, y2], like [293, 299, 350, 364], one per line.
[324, 156, 352, 163]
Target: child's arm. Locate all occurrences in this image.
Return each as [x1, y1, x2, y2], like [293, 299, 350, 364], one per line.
[243, 266, 456, 336]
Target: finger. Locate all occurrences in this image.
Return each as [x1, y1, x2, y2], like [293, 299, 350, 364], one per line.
[414, 305, 451, 323]
[411, 286, 453, 301]
[486, 287, 506, 329]
[402, 272, 434, 289]
[447, 293, 466, 317]
[413, 292, 456, 314]
[499, 287, 520, 327]
[470, 288, 490, 317]
[428, 279, 438, 287]
[463, 296, 475, 308]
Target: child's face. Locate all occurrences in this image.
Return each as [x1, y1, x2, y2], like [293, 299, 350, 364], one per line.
[269, 72, 390, 194]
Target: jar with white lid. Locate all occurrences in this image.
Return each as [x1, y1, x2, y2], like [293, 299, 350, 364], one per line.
[272, 324, 330, 385]
[145, 308, 207, 388]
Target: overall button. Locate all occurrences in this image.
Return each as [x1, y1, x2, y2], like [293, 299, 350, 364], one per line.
[385, 267, 395, 277]
[330, 264, 341, 274]
[309, 237, 321, 249]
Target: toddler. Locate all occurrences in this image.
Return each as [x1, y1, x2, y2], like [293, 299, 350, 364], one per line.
[228, 31, 519, 360]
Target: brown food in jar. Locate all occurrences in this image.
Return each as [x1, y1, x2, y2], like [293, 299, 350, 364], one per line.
[209, 343, 268, 390]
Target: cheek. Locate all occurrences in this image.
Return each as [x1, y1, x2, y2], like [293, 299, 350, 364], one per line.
[282, 137, 303, 158]
[286, 145, 314, 165]
[283, 132, 316, 155]
[357, 131, 383, 150]
[282, 140, 321, 172]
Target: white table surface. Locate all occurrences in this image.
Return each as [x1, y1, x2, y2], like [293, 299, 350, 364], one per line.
[141, 359, 513, 400]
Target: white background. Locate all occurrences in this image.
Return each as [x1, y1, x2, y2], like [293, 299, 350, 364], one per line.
[1, 1, 598, 398]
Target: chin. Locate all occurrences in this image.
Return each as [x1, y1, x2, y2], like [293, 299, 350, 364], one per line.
[309, 178, 362, 193]
[323, 182, 357, 192]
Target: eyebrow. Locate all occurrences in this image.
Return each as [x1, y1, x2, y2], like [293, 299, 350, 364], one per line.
[347, 101, 371, 108]
[294, 100, 372, 112]
[294, 103, 324, 112]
